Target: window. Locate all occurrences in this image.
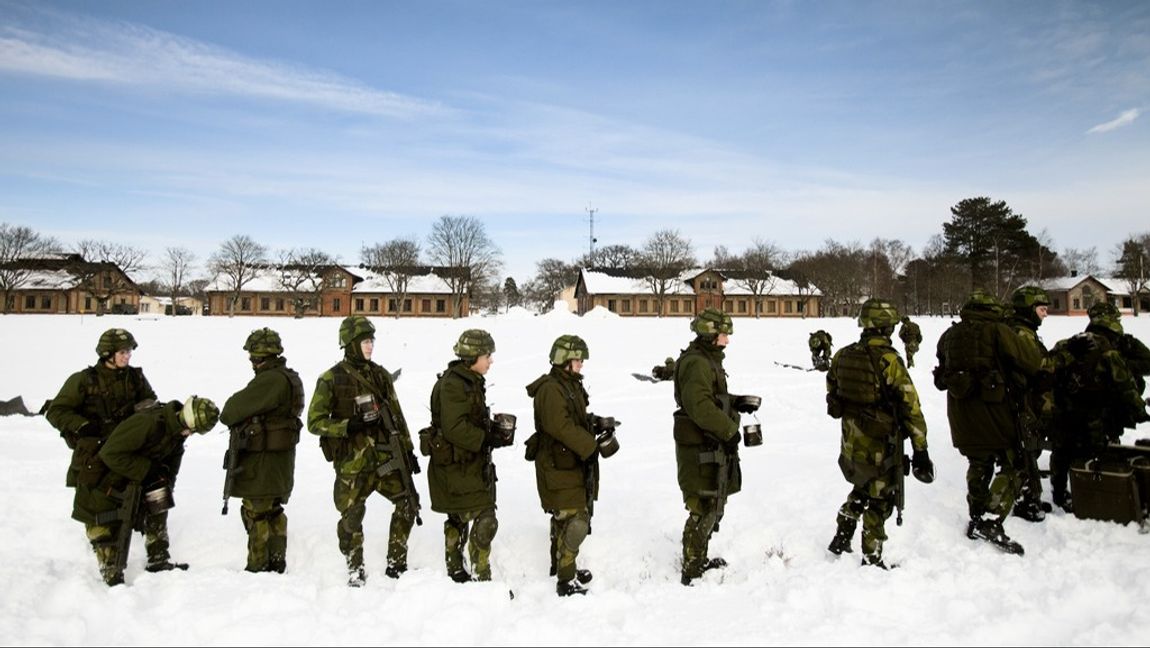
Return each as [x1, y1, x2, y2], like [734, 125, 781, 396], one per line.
[332, 298, 342, 312]
[261, 297, 270, 310]
[723, 299, 733, 311]
[370, 298, 379, 312]
[767, 300, 777, 313]
[276, 299, 285, 311]
[1072, 298, 1080, 310]
[241, 297, 252, 310]
[1053, 298, 1061, 310]
[639, 299, 648, 313]
[329, 275, 347, 288]
[622, 299, 631, 313]
[436, 299, 445, 313]
[84, 297, 92, 310]
[422, 299, 431, 312]
[355, 298, 365, 311]
[684, 300, 694, 314]
[24, 295, 35, 309]
[737, 300, 747, 313]
[403, 299, 412, 312]
[608, 299, 617, 312]
[670, 300, 680, 314]
[388, 298, 398, 313]
[41, 296, 52, 309]
[784, 300, 794, 314]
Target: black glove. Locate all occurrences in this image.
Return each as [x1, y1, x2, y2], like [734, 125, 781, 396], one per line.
[724, 430, 741, 450]
[408, 451, 421, 475]
[1067, 333, 1098, 356]
[346, 416, 366, 434]
[911, 449, 935, 484]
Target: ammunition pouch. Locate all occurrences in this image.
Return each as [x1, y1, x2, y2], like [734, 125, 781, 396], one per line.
[932, 366, 947, 392]
[72, 437, 109, 487]
[524, 432, 540, 461]
[417, 426, 434, 457]
[318, 436, 348, 463]
[826, 394, 843, 419]
[944, 370, 976, 399]
[243, 418, 302, 452]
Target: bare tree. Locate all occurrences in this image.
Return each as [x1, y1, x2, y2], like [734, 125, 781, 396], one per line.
[426, 215, 502, 318]
[1061, 246, 1101, 276]
[1114, 234, 1150, 316]
[209, 235, 268, 317]
[362, 237, 421, 318]
[867, 238, 913, 299]
[277, 248, 336, 318]
[0, 223, 60, 313]
[525, 258, 579, 312]
[160, 247, 196, 316]
[577, 244, 641, 269]
[72, 240, 148, 278]
[638, 229, 696, 316]
[727, 238, 787, 318]
[68, 240, 149, 315]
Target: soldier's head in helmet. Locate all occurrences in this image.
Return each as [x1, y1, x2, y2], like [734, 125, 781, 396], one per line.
[455, 329, 496, 376]
[96, 328, 137, 370]
[339, 316, 376, 363]
[1010, 286, 1050, 329]
[691, 308, 733, 348]
[243, 328, 284, 368]
[549, 335, 589, 375]
[857, 299, 899, 336]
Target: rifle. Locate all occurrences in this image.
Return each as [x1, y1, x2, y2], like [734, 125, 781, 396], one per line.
[221, 420, 254, 515]
[584, 453, 599, 533]
[891, 423, 906, 527]
[113, 481, 143, 577]
[373, 399, 423, 526]
[699, 443, 732, 531]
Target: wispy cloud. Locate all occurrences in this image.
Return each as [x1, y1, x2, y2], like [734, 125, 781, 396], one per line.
[1087, 108, 1140, 134]
[0, 15, 443, 118]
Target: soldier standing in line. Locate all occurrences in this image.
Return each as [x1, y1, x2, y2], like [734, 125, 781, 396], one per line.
[307, 316, 420, 587]
[826, 299, 933, 568]
[898, 316, 923, 368]
[424, 329, 510, 583]
[1005, 287, 1054, 522]
[220, 328, 304, 573]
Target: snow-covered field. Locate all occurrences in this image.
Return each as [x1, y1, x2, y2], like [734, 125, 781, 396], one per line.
[2, 307, 1148, 646]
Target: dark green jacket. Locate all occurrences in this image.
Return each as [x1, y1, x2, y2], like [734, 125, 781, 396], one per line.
[936, 305, 1041, 452]
[72, 401, 185, 525]
[526, 367, 598, 512]
[672, 338, 742, 499]
[219, 356, 304, 501]
[1049, 327, 1147, 447]
[46, 363, 156, 487]
[427, 361, 496, 513]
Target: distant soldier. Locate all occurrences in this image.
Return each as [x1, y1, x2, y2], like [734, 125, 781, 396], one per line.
[307, 316, 420, 587]
[92, 396, 218, 585]
[898, 316, 923, 368]
[935, 290, 1041, 555]
[673, 308, 760, 585]
[826, 299, 932, 568]
[425, 329, 509, 583]
[1006, 287, 1054, 522]
[809, 330, 833, 372]
[652, 357, 676, 381]
[219, 328, 304, 574]
[526, 335, 618, 596]
[1047, 303, 1150, 512]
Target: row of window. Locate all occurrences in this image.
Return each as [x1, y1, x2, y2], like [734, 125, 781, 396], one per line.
[600, 297, 804, 315]
[605, 298, 696, 314]
[225, 295, 450, 315]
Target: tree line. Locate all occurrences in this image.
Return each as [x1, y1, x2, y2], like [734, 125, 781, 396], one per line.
[3, 197, 1150, 317]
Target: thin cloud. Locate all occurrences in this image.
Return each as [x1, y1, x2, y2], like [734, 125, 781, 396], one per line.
[0, 16, 443, 118]
[1087, 108, 1140, 134]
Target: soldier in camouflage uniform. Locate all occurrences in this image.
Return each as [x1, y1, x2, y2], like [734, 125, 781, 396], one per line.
[652, 357, 676, 382]
[809, 330, 833, 372]
[307, 315, 420, 587]
[673, 308, 759, 585]
[86, 396, 218, 585]
[1047, 302, 1150, 512]
[424, 329, 510, 583]
[935, 290, 1041, 555]
[898, 316, 923, 368]
[826, 299, 933, 568]
[526, 335, 617, 596]
[219, 328, 304, 574]
[1006, 287, 1055, 522]
[1097, 301, 1150, 395]
[45, 329, 159, 584]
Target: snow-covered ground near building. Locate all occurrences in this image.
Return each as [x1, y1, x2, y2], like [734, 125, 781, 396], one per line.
[2, 310, 1148, 646]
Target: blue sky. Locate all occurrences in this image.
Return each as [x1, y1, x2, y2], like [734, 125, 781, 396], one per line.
[1, 0, 1148, 282]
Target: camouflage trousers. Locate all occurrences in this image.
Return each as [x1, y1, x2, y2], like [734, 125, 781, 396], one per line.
[549, 508, 590, 583]
[837, 484, 895, 561]
[963, 449, 1020, 521]
[681, 496, 726, 579]
[1016, 447, 1044, 507]
[241, 497, 287, 572]
[444, 508, 497, 581]
[334, 469, 416, 572]
[85, 511, 170, 584]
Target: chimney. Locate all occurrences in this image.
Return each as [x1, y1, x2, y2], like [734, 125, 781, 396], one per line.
[1070, 269, 1078, 278]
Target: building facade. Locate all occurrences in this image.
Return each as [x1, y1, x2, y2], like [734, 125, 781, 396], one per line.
[0, 254, 141, 315]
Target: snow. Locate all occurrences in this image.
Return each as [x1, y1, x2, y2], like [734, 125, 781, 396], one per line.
[2, 312, 1149, 646]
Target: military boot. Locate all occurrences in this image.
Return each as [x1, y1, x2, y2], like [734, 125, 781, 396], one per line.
[145, 559, 189, 573]
[860, 554, 893, 570]
[449, 568, 472, 583]
[385, 560, 407, 579]
[575, 569, 593, 584]
[703, 557, 728, 571]
[556, 579, 589, 597]
[346, 555, 366, 587]
[1052, 490, 1073, 513]
[827, 514, 857, 555]
[1012, 500, 1046, 523]
[967, 518, 1024, 556]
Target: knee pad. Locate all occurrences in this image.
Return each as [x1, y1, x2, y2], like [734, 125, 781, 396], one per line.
[472, 512, 499, 548]
[561, 516, 590, 552]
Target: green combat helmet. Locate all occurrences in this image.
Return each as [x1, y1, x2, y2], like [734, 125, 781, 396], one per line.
[1087, 301, 1123, 334]
[550, 335, 590, 365]
[96, 328, 137, 359]
[963, 289, 1005, 318]
[180, 395, 220, 433]
[339, 315, 376, 348]
[690, 307, 734, 337]
[1011, 286, 1050, 309]
[243, 328, 283, 358]
[454, 329, 496, 359]
[857, 298, 900, 329]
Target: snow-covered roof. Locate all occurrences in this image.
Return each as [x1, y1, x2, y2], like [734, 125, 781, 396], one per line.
[18, 269, 78, 290]
[579, 268, 821, 297]
[1041, 274, 1126, 292]
[351, 268, 455, 295]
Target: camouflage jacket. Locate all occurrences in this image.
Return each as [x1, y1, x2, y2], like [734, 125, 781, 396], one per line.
[1008, 318, 1054, 437]
[426, 360, 496, 513]
[526, 366, 598, 512]
[219, 356, 304, 500]
[672, 338, 741, 499]
[45, 363, 156, 488]
[898, 321, 923, 347]
[1049, 327, 1147, 446]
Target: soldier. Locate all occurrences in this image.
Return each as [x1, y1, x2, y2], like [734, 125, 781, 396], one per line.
[809, 330, 833, 371]
[45, 328, 159, 584]
[526, 335, 617, 596]
[1047, 302, 1150, 512]
[424, 329, 510, 583]
[673, 308, 759, 585]
[89, 396, 218, 585]
[219, 328, 304, 574]
[1006, 287, 1055, 522]
[935, 290, 1041, 555]
[898, 316, 923, 368]
[307, 315, 420, 587]
[826, 299, 933, 568]
[652, 357, 676, 382]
